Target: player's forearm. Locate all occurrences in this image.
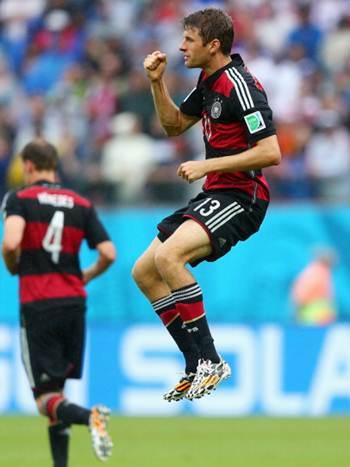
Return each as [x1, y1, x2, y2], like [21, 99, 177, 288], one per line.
[205, 138, 281, 173]
[177, 136, 281, 183]
[83, 257, 113, 284]
[2, 247, 19, 275]
[150, 79, 182, 136]
[83, 241, 116, 284]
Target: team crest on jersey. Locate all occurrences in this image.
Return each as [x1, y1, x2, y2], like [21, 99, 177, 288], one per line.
[210, 99, 222, 119]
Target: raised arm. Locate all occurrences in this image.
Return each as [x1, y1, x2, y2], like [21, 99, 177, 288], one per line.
[144, 51, 200, 136]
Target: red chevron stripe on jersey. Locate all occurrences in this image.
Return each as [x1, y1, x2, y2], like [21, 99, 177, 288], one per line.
[202, 119, 248, 150]
[20, 273, 86, 303]
[21, 222, 84, 254]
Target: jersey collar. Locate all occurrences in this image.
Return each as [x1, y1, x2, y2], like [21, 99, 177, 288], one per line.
[200, 54, 245, 87]
[32, 179, 61, 188]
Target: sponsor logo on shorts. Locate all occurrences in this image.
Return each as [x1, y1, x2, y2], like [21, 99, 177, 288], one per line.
[218, 237, 227, 247]
[40, 373, 51, 383]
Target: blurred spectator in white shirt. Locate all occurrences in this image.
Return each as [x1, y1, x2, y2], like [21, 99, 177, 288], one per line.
[101, 112, 156, 203]
[322, 15, 350, 72]
[305, 110, 350, 200]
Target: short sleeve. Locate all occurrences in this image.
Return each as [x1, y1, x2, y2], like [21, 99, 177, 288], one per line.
[180, 86, 202, 118]
[85, 205, 110, 249]
[229, 75, 276, 143]
[1, 191, 25, 219]
[242, 105, 276, 144]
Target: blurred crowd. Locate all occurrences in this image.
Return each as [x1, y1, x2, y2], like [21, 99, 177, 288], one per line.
[0, 0, 349, 205]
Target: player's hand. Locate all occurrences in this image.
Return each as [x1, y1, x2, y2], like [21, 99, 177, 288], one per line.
[82, 268, 95, 285]
[177, 160, 208, 183]
[144, 51, 167, 82]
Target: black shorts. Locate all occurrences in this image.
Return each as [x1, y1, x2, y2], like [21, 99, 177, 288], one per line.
[20, 303, 86, 397]
[157, 189, 268, 266]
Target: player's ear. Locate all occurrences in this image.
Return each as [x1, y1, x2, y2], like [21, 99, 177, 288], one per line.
[24, 160, 35, 173]
[22, 160, 35, 181]
[208, 38, 221, 55]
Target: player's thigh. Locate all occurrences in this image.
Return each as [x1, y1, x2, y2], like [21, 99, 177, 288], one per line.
[161, 219, 212, 263]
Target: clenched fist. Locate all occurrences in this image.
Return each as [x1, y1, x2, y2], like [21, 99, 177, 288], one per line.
[177, 160, 209, 183]
[144, 51, 167, 81]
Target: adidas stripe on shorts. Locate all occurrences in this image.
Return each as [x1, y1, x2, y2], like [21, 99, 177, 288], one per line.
[157, 189, 268, 266]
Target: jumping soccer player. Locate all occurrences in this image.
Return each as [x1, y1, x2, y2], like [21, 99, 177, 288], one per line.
[132, 8, 281, 401]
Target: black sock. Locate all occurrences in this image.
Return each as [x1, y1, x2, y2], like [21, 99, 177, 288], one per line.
[152, 295, 200, 373]
[173, 283, 220, 363]
[48, 422, 70, 467]
[185, 316, 220, 362]
[168, 316, 201, 373]
[56, 401, 91, 426]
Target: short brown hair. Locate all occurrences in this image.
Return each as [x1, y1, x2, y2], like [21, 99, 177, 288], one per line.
[21, 139, 59, 171]
[183, 8, 234, 56]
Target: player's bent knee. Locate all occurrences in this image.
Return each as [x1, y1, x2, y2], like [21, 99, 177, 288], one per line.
[154, 245, 182, 274]
[35, 398, 46, 416]
[131, 258, 144, 284]
[35, 393, 52, 416]
[132, 258, 149, 284]
[35, 391, 65, 421]
[132, 258, 159, 291]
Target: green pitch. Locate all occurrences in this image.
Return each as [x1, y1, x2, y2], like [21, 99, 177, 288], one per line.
[1, 416, 350, 467]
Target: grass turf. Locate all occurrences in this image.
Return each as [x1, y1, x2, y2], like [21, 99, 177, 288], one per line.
[0, 416, 350, 467]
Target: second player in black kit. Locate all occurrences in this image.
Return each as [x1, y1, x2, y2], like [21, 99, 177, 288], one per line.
[2, 139, 116, 466]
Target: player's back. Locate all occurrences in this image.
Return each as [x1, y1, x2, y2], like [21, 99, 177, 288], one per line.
[6, 181, 94, 309]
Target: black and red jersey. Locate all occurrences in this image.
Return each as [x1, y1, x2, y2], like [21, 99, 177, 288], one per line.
[180, 54, 276, 201]
[2, 180, 110, 309]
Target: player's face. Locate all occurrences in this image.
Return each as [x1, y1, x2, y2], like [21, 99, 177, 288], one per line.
[179, 27, 212, 68]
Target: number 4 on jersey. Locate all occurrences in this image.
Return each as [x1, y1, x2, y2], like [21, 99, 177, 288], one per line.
[42, 211, 64, 263]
